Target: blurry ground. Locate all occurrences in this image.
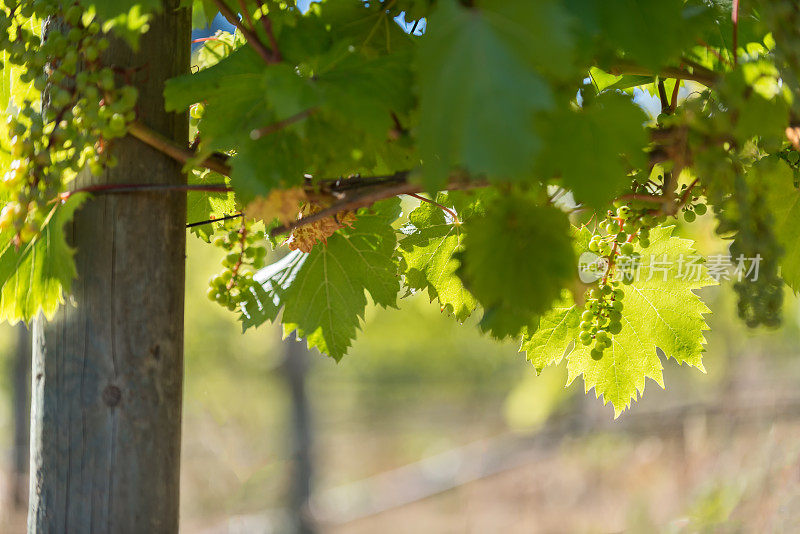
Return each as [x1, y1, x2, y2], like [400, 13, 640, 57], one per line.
[2, 231, 800, 533]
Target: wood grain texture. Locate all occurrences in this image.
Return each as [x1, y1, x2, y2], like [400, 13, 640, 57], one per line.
[29, 3, 190, 532]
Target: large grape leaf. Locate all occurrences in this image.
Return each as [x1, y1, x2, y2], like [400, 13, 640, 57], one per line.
[416, 0, 561, 187]
[459, 197, 575, 339]
[0, 195, 86, 323]
[536, 93, 648, 210]
[521, 226, 715, 417]
[166, 34, 413, 200]
[242, 199, 401, 360]
[398, 195, 476, 322]
[568, 0, 714, 69]
[760, 158, 800, 291]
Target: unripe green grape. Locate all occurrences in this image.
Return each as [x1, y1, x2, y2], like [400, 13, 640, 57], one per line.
[616, 232, 627, 243]
[590, 348, 604, 360]
[620, 242, 634, 255]
[608, 321, 622, 334]
[108, 113, 126, 136]
[579, 320, 592, 331]
[611, 300, 623, 312]
[65, 5, 83, 25]
[694, 203, 707, 215]
[85, 45, 99, 62]
[639, 237, 650, 248]
[616, 206, 631, 219]
[581, 310, 593, 322]
[683, 210, 696, 223]
[613, 289, 624, 300]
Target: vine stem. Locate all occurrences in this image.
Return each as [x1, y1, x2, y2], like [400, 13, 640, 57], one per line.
[226, 219, 248, 291]
[128, 121, 232, 176]
[270, 174, 487, 237]
[608, 61, 718, 86]
[250, 107, 317, 140]
[678, 178, 700, 206]
[214, 0, 277, 64]
[670, 78, 681, 112]
[254, 0, 282, 62]
[407, 193, 460, 224]
[732, 0, 740, 66]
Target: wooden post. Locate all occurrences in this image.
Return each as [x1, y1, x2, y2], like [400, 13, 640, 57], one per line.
[12, 323, 30, 509]
[283, 338, 316, 534]
[28, 3, 190, 532]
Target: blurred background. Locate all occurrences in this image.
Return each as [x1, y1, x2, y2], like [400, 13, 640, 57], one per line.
[1, 204, 800, 533]
[0, 8, 798, 534]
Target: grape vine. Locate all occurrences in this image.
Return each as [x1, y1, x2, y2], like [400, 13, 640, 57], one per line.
[2, 0, 800, 415]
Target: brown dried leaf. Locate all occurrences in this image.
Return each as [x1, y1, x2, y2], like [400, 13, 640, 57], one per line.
[286, 203, 357, 253]
[244, 188, 307, 225]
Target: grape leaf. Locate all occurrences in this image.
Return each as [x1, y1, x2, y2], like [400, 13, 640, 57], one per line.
[521, 226, 715, 417]
[571, 0, 712, 69]
[459, 197, 575, 338]
[589, 67, 651, 93]
[416, 0, 555, 187]
[166, 36, 413, 200]
[521, 226, 592, 369]
[398, 195, 476, 322]
[536, 93, 648, 210]
[522, 294, 581, 372]
[186, 170, 237, 242]
[242, 199, 401, 360]
[0, 195, 86, 323]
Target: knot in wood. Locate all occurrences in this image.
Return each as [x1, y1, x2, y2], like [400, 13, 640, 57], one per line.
[102, 385, 122, 407]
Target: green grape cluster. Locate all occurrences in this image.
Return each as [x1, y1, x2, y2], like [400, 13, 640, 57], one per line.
[701, 153, 784, 328]
[708, 170, 783, 328]
[678, 183, 708, 223]
[207, 221, 268, 311]
[579, 284, 625, 360]
[588, 204, 652, 261]
[581, 201, 665, 359]
[0, 1, 138, 244]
